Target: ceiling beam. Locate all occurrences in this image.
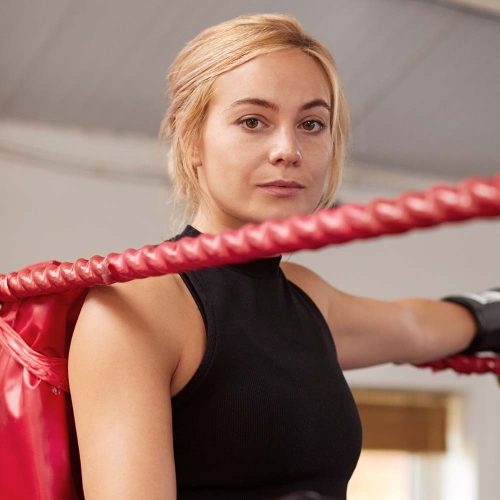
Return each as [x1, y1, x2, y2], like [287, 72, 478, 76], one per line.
[0, 119, 166, 183]
[433, 0, 500, 18]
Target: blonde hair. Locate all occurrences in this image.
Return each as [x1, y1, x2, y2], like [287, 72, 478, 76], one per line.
[159, 13, 350, 230]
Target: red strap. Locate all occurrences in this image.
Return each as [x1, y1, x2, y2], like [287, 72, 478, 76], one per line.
[0, 317, 69, 392]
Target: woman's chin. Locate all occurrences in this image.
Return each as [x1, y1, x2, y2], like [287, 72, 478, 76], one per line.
[249, 206, 309, 224]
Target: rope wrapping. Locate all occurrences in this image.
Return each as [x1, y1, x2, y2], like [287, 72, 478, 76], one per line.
[1, 174, 499, 374]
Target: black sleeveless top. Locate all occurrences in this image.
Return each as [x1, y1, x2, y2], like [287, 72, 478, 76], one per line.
[168, 225, 362, 500]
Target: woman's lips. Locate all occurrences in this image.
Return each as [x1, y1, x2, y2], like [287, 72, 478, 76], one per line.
[257, 185, 304, 197]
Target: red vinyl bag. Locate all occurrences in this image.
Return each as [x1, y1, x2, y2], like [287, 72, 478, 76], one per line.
[0, 260, 89, 500]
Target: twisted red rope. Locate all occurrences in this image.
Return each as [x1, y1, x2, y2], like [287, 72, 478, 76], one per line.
[1, 174, 499, 374]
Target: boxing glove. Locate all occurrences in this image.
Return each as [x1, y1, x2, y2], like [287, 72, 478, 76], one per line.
[442, 289, 500, 354]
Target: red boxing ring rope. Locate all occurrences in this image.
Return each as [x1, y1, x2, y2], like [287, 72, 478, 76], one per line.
[1, 173, 499, 375]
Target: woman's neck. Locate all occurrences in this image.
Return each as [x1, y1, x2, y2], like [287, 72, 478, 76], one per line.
[190, 212, 245, 235]
[188, 217, 282, 259]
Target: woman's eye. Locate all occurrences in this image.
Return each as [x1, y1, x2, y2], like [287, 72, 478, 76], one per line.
[301, 120, 324, 132]
[240, 118, 263, 130]
[238, 118, 324, 132]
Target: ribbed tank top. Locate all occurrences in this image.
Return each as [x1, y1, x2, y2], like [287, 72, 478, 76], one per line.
[168, 225, 362, 500]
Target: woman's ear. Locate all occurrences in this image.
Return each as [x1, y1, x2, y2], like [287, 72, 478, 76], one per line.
[192, 142, 203, 168]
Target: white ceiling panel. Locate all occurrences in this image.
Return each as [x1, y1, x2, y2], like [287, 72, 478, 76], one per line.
[353, 10, 500, 177]
[0, 0, 74, 102]
[0, 0, 498, 179]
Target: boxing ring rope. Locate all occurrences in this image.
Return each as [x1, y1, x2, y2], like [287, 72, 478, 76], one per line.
[1, 173, 499, 376]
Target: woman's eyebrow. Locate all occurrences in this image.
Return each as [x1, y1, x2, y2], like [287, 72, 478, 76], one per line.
[227, 97, 331, 113]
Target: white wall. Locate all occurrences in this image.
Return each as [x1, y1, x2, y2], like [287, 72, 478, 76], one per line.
[0, 120, 178, 271]
[1, 120, 498, 499]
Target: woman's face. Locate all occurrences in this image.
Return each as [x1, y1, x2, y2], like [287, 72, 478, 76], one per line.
[192, 48, 334, 233]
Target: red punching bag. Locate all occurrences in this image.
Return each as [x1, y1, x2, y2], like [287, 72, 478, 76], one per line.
[0, 260, 89, 500]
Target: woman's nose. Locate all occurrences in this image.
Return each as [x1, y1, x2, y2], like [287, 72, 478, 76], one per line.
[268, 128, 302, 166]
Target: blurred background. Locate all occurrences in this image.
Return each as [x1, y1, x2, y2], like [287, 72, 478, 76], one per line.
[1, 0, 499, 498]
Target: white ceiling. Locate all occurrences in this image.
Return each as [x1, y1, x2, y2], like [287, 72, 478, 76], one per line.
[1, 0, 499, 179]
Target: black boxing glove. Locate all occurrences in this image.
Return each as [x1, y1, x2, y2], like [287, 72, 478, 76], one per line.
[442, 289, 500, 354]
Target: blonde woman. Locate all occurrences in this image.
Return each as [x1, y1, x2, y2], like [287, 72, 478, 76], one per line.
[68, 13, 497, 500]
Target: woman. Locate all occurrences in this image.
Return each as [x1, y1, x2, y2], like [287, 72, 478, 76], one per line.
[68, 13, 492, 500]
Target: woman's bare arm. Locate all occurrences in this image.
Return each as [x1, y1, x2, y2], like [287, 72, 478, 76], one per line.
[68, 277, 181, 499]
[281, 262, 476, 370]
[328, 291, 476, 369]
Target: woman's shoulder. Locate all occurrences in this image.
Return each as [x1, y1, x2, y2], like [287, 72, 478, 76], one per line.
[280, 260, 317, 284]
[280, 260, 329, 290]
[75, 273, 187, 379]
[81, 273, 185, 326]
[280, 261, 331, 319]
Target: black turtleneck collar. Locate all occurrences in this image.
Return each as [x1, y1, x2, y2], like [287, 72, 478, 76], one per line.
[173, 224, 282, 279]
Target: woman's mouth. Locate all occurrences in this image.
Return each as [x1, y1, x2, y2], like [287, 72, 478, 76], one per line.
[257, 185, 304, 197]
[257, 180, 304, 197]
